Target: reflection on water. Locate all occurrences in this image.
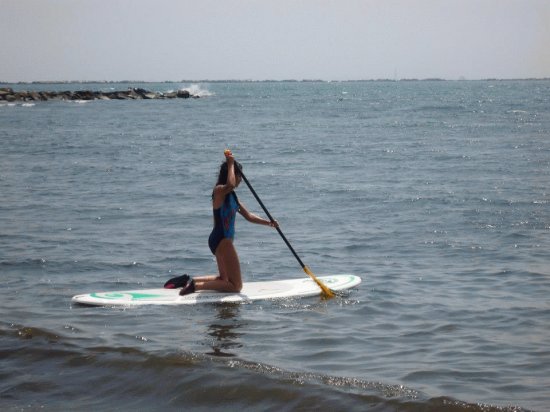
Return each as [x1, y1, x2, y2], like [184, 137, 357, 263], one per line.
[205, 304, 244, 357]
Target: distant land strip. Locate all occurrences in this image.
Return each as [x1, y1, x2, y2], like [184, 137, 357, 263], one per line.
[0, 87, 198, 102]
[1, 78, 549, 85]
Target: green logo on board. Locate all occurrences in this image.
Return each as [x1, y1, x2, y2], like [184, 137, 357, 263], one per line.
[90, 292, 165, 300]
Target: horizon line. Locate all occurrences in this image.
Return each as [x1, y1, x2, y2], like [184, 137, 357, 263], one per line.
[2, 77, 550, 85]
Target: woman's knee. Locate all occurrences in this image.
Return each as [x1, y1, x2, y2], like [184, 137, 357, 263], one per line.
[231, 278, 242, 292]
[224, 267, 242, 292]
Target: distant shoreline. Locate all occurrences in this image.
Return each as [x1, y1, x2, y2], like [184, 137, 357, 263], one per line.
[1, 78, 549, 85]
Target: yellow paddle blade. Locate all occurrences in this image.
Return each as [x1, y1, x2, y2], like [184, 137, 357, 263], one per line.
[303, 266, 335, 298]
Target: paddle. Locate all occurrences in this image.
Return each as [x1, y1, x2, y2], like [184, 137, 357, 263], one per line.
[226, 150, 335, 299]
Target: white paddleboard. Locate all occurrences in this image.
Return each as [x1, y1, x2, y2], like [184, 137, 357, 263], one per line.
[71, 274, 361, 307]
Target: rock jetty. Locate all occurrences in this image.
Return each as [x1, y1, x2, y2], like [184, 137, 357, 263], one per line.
[0, 87, 197, 102]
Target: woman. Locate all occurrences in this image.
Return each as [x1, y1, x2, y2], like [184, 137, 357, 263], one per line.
[177, 150, 278, 295]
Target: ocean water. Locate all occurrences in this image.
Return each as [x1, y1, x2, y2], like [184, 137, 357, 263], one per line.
[1, 80, 549, 411]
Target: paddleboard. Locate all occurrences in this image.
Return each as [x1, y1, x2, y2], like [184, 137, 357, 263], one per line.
[71, 274, 361, 307]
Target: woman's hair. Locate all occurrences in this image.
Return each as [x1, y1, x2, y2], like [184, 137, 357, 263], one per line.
[216, 160, 242, 186]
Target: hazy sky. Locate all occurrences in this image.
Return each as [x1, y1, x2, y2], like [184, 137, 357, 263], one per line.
[1, 0, 549, 82]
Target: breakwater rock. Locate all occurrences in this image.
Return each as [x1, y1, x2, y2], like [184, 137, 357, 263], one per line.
[0, 87, 197, 102]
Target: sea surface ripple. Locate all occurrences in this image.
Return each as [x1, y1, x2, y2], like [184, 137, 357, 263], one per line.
[1, 80, 549, 411]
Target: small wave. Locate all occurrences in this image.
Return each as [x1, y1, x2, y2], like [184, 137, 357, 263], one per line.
[0, 258, 48, 268]
[3, 323, 62, 343]
[507, 110, 528, 114]
[415, 104, 467, 113]
[227, 357, 421, 398]
[0, 321, 529, 411]
[224, 358, 525, 411]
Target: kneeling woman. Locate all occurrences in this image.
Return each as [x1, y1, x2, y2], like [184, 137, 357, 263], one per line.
[179, 151, 278, 295]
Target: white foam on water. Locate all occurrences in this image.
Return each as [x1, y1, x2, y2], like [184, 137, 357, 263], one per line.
[179, 84, 214, 97]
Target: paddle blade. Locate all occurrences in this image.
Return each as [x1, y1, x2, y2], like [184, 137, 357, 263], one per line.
[303, 266, 335, 298]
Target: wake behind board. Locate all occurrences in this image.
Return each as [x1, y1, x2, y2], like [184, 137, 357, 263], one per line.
[72, 274, 361, 307]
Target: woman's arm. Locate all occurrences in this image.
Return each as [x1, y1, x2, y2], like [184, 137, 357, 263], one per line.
[238, 201, 279, 227]
[213, 153, 237, 209]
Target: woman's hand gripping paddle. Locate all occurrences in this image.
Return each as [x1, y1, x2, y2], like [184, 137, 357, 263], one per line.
[225, 149, 335, 299]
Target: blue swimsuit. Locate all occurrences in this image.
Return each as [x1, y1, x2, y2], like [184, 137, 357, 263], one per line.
[208, 191, 239, 255]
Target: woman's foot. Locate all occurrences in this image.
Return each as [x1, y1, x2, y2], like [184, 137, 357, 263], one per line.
[164, 274, 189, 289]
[179, 279, 196, 296]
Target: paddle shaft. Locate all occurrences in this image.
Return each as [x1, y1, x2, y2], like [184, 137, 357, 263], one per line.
[239, 172, 307, 269]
